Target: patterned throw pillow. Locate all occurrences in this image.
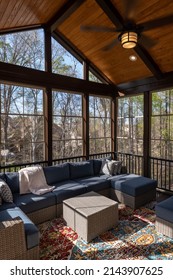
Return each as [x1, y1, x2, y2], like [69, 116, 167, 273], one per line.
[113, 160, 122, 175]
[100, 160, 115, 175]
[0, 179, 13, 203]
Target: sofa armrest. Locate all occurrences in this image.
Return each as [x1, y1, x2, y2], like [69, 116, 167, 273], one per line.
[0, 217, 27, 259]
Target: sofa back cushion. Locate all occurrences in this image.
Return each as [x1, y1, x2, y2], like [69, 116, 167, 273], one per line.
[5, 172, 19, 194]
[0, 173, 6, 181]
[69, 161, 94, 179]
[43, 163, 70, 185]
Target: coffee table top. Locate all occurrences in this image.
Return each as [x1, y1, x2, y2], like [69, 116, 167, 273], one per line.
[63, 191, 117, 217]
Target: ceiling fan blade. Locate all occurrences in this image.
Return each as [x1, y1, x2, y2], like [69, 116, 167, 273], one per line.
[80, 25, 120, 33]
[139, 34, 156, 48]
[122, 0, 138, 20]
[102, 38, 119, 51]
[140, 14, 173, 31]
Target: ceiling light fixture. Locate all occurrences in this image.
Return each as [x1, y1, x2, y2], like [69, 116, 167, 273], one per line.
[129, 55, 137, 61]
[120, 31, 138, 49]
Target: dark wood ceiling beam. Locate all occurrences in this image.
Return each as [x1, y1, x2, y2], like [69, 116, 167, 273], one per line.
[117, 71, 173, 94]
[0, 25, 42, 36]
[95, 0, 124, 29]
[134, 45, 163, 80]
[45, 0, 86, 32]
[96, 0, 163, 80]
[0, 61, 117, 96]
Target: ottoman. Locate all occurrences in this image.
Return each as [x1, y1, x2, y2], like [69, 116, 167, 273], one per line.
[155, 196, 173, 238]
[110, 174, 157, 209]
[63, 191, 118, 242]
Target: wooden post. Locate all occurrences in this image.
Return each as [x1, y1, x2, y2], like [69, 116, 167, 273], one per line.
[143, 91, 151, 177]
[83, 61, 89, 160]
[111, 95, 117, 159]
[44, 29, 53, 166]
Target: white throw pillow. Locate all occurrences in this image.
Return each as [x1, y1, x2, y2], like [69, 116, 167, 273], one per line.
[100, 160, 115, 175]
[101, 159, 122, 175]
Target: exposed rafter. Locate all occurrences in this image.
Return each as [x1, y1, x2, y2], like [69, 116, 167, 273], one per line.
[0, 25, 42, 36]
[45, 0, 86, 32]
[95, 0, 163, 80]
[52, 30, 116, 86]
[134, 45, 163, 79]
[95, 0, 124, 29]
[117, 71, 173, 94]
[45, 0, 117, 88]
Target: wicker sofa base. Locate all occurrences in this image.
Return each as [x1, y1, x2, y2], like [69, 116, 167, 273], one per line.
[27, 205, 57, 224]
[111, 188, 156, 209]
[0, 218, 39, 260]
[97, 187, 111, 198]
[57, 203, 63, 217]
[155, 217, 173, 238]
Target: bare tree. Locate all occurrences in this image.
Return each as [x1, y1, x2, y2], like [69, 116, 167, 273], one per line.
[0, 30, 44, 164]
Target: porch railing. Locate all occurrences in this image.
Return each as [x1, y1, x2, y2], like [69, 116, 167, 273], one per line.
[52, 155, 86, 165]
[116, 152, 144, 176]
[0, 160, 48, 173]
[1, 153, 173, 194]
[150, 157, 173, 193]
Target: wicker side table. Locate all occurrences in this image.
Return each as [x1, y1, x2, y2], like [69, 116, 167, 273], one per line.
[63, 191, 118, 242]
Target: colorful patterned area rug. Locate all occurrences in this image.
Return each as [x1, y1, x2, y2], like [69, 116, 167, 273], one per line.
[39, 203, 173, 260]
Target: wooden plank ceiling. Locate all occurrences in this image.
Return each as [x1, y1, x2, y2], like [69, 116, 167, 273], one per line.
[1, 0, 173, 88]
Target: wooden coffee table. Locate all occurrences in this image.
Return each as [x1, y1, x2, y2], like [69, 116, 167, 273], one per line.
[63, 191, 118, 242]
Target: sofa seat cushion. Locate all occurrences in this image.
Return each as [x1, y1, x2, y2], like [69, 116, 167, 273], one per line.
[53, 180, 86, 204]
[155, 196, 173, 223]
[110, 174, 157, 196]
[99, 174, 111, 180]
[0, 202, 16, 212]
[13, 191, 56, 214]
[74, 176, 110, 192]
[0, 207, 39, 249]
[69, 161, 94, 179]
[43, 163, 70, 185]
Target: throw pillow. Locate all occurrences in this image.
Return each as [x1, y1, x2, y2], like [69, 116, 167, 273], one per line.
[113, 160, 122, 175]
[100, 160, 115, 175]
[0, 195, 2, 205]
[0, 179, 13, 203]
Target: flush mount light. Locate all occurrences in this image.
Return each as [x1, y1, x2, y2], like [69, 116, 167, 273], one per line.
[120, 31, 138, 49]
[129, 55, 137, 61]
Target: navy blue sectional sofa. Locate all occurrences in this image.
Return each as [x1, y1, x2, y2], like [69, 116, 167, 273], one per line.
[0, 159, 157, 259]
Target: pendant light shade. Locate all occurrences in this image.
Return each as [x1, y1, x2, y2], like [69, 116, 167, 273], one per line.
[121, 31, 138, 49]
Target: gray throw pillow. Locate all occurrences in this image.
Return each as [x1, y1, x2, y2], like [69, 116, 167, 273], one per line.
[0, 179, 13, 203]
[113, 160, 122, 175]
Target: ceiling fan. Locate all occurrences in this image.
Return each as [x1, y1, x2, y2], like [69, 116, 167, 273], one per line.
[80, 0, 173, 51]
